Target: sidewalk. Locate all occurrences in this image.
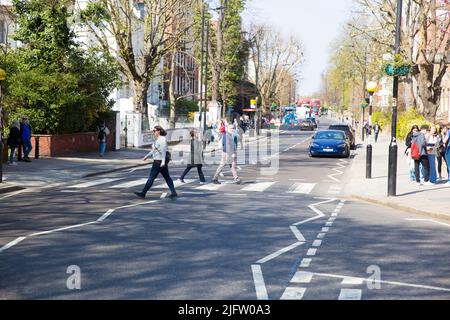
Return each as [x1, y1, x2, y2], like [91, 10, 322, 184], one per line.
[0, 130, 267, 190]
[344, 134, 450, 220]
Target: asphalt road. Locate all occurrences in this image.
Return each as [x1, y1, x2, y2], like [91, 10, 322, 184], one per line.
[1, 118, 450, 300]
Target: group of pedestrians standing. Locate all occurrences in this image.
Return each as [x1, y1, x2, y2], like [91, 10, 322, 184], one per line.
[405, 124, 450, 186]
[6, 115, 33, 165]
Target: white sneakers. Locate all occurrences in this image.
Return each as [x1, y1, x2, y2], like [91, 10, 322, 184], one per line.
[424, 182, 435, 186]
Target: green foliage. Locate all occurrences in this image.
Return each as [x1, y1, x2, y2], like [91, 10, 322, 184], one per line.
[3, 0, 120, 134]
[372, 111, 390, 131]
[397, 108, 431, 140]
[175, 99, 199, 115]
[80, 2, 111, 27]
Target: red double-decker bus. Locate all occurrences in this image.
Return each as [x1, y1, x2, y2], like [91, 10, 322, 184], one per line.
[311, 99, 321, 115]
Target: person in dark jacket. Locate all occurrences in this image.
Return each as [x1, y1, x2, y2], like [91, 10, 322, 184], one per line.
[20, 115, 32, 162]
[179, 129, 206, 184]
[6, 121, 20, 165]
[412, 125, 432, 186]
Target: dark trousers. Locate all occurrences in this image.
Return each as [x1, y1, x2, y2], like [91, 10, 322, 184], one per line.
[437, 155, 444, 176]
[142, 160, 176, 195]
[180, 164, 206, 182]
[414, 156, 430, 183]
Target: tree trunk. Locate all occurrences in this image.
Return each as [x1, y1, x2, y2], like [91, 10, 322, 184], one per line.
[169, 51, 177, 129]
[414, 64, 438, 122]
[133, 81, 149, 114]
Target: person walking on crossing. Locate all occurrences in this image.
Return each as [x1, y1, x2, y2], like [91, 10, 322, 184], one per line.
[135, 126, 177, 199]
[212, 124, 242, 185]
[179, 129, 206, 184]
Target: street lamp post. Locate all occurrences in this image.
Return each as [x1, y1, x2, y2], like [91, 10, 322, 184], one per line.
[0, 68, 5, 183]
[366, 81, 378, 179]
[388, 0, 403, 197]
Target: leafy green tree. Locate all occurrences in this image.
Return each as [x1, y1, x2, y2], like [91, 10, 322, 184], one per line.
[2, 0, 120, 134]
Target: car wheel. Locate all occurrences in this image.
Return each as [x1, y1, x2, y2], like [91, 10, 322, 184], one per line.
[344, 147, 350, 158]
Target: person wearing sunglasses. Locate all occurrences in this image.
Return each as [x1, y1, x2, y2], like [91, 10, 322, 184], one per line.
[134, 126, 178, 199]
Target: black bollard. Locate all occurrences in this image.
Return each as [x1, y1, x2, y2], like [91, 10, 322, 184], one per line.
[34, 136, 39, 159]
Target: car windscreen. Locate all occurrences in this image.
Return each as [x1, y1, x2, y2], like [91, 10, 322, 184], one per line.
[315, 132, 345, 140]
[329, 126, 350, 133]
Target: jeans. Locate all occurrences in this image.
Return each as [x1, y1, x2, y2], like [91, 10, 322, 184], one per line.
[180, 165, 206, 182]
[414, 156, 430, 183]
[22, 139, 32, 158]
[375, 132, 379, 143]
[446, 148, 450, 182]
[427, 154, 437, 183]
[99, 142, 106, 156]
[9, 147, 16, 163]
[142, 160, 176, 195]
[437, 155, 444, 177]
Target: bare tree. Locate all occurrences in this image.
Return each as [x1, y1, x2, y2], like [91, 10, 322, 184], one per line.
[351, 0, 450, 121]
[248, 25, 304, 114]
[79, 0, 195, 114]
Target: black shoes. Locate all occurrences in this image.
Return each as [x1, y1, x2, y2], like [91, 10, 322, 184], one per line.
[212, 179, 221, 185]
[168, 193, 178, 199]
[134, 192, 146, 199]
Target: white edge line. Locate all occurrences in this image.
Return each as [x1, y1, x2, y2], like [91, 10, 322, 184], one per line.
[0, 237, 27, 253]
[315, 272, 450, 293]
[290, 226, 306, 242]
[29, 221, 98, 237]
[97, 209, 115, 222]
[252, 265, 269, 300]
[257, 242, 304, 264]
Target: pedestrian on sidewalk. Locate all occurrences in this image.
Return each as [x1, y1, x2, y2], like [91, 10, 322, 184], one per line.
[405, 125, 419, 182]
[412, 125, 432, 186]
[373, 122, 381, 143]
[97, 123, 110, 157]
[426, 125, 438, 184]
[179, 129, 206, 184]
[436, 125, 446, 181]
[443, 124, 450, 185]
[6, 121, 20, 166]
[20, 115, 32, 162]
[212, 124, 242, 185]
[135, 126, 177, 199]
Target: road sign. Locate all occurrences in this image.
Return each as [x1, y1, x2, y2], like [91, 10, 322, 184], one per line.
[250, 99, 257, 109]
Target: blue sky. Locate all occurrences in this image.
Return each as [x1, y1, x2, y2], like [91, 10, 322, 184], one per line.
[243, 0, 354, 97]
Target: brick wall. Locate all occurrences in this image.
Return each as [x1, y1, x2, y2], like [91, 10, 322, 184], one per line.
[31, 132, 115, 157]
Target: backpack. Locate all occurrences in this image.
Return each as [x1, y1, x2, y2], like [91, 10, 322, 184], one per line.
[98, 128, 106, 141]
[411, 141, 421, 160]
[165, 151, 172, 164]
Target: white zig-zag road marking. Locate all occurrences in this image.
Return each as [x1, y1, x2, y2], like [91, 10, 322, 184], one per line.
[252, 198, 339, 300]
[0, 200, 158, 253]
[406, 219, 450, 228]
[328, 159, 347, 182]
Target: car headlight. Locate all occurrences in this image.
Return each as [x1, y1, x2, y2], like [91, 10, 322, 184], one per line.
[311, 143, 320, 148]
[338, 144, 347, 148]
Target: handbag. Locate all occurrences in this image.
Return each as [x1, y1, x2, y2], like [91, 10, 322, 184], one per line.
[165, 151, 172, 164]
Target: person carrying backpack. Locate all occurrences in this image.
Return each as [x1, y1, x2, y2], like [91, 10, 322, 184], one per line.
[178, 129, 206, 184]
[97, 123, 110, 157]
[6, 121, 20, 165]
[412, 125, 432, 186]
[405, 125, 419, 182]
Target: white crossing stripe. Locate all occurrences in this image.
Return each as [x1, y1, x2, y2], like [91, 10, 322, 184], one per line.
[338, 289, 362, 300]
[291, 271, 314, 284]
[109, 178, 149, 189]
[325, 222, 333, 227]
[69, 178, 122, 189]
[280, 288, 306, 300]
[312, 240, 322, 247]
[153, 179, 195, 189]
[288, 183, 316, 194]
[322, 227, 330, 232]
[251, 265, 269, 300]
[196, 183, 226, 191]
[307, 248, 317, 256]
[317, 233, 327, 239]
[342, 277, 365, 285]
[241, 182, 276, 192]
[300, 258, 312, 267]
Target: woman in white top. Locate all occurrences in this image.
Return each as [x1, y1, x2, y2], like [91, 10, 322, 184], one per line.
[135, 126, 177, 198]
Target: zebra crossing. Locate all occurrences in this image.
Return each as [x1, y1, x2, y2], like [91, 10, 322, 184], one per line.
[58, 176, 344, 196]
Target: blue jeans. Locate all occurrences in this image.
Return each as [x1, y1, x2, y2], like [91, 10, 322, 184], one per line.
[428, 154, 437, 183]
[22, 139, 32, 158]
[446, 148, 450, 182]
[99, 142, 106, 156]
[9, 147, 16, 163]
[142, 160, 176, 195]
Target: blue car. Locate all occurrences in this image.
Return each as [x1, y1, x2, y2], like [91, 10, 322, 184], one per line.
[309, 130, 351, 158]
